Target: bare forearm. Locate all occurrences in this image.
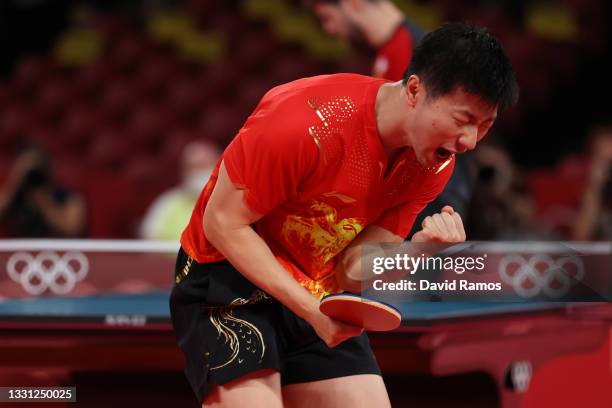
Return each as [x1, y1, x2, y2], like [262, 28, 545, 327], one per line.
[204, 218, 318, 319]
[574, 189, 602, 240]
[335, 225, 404, 292]
[336, 239, 399, 292]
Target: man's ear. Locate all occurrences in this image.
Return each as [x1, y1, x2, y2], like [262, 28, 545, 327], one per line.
[405, 74, 421, 107]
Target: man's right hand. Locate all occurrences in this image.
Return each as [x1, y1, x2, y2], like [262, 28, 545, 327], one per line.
[306, 308, 363, 348]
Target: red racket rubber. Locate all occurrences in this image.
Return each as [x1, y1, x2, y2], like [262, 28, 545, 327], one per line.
[320, 293, 401, 331]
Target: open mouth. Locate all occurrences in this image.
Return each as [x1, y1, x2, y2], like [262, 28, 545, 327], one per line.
[436, 148, 452, 161]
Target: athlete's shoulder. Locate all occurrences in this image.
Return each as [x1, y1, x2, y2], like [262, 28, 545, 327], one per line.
[263, 73, 383, 101]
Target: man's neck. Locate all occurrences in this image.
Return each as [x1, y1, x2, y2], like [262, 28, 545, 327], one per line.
[375, 82, 412, 158]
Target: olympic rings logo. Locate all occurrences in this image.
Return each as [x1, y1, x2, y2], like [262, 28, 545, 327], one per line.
[6, 251, 89, 295]
[498, 254, 584, 298]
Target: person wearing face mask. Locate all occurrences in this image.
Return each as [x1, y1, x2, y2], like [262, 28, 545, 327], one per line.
[139, 141, 220, 241]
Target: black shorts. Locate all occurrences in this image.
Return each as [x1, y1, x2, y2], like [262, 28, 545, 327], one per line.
[169, 248, 381, 402]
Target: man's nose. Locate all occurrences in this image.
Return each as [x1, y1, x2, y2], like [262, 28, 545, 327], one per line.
[457, 127, 478, 153]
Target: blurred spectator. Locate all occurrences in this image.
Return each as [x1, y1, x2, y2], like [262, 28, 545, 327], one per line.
[466, 143, 555, 240]
[139, 141, 220, 241]
[0, 143, 86, 238]
[312, 0, 421, 79]
[573, 128, 612, 240]
[311, 0, 473, 238]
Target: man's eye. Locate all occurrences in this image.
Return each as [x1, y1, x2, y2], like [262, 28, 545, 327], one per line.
[479, 121, 492, 131]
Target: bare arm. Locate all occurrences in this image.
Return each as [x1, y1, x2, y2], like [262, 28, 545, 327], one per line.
[203, 162, 361, 346]
[335, 224, 403, 292]
[574, 160, 609, 240]
[336, 206, 466, 292]
[0, 151, 41, 218]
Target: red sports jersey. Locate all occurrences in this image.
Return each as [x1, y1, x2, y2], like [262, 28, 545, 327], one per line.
[181, 74, 453, 298]
[373, 23, 417, 81]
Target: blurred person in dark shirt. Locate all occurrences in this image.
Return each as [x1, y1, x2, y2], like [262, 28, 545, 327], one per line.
[0, 143, 86, 238]
[466, 143, 557, 240]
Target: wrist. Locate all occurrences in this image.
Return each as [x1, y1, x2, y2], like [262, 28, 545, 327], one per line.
[290, 291, 320, 322]
[337, 271, 362, 292]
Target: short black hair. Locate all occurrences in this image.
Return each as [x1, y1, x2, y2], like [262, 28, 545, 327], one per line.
[403, 22, 519, 110]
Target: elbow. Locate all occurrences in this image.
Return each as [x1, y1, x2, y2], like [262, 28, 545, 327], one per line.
[336, 255, 363, 292]
[202, 207, 224, 245]
[338, 248, 361, 281]
[202, 206, 242, 247]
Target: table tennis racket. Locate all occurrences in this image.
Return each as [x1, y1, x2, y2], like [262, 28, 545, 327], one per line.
[320, 293, 401, 331]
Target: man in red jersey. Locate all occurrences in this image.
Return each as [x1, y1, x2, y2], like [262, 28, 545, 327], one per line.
[171, 23, 518, 407]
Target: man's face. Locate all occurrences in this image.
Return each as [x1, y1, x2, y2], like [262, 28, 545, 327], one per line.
[404, 81, 498, 168]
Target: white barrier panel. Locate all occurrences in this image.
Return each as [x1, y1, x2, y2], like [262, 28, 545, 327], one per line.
[0, 240, 179, 299]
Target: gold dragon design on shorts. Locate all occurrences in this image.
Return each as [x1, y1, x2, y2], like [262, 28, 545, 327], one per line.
[208, 290, 271, 370]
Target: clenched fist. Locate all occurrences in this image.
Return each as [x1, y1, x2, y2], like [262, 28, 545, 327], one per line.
[411, 206, 466, 243]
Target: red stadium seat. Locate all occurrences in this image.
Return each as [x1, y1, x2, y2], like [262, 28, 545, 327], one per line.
[134, 54, 183, 98]
[161, 127, 200, 164]
[27, 125, 63, 156]
[93, 13, 131, 41]
[196, 103, 241, 146]
[0, 83, 9, 110]
[202, 62, 241, 100]
[12, 56, 55, 97]
[336, 59, 370, 76]
[100, 77, 138, 122]
[0, 104, 30, 146]
[234, 32, 277, 71]
[126, 104, 176, 151]
[270, 54, 317, 85]
[33, 77, 74, 122]
[88, 127, 133, 172]
[51, 155, 83, 189]
[239, 77, 273, 115]
[109, 33, 152, 75]
[503, 33, 553, 108]
[209, 13, 245, 42]
[165, 75, 208, 123]
[82, 173, 138, 238]
[184, 0, 217, 26]
[122, 155, 176, 224]
[59, 106, 104, 154]
[75, 60, 115, 100]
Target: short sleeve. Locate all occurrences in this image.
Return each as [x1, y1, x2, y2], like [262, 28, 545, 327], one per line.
[375, 160, 455, 238]
[375, 202, 423, 239]
[223, 93, 319, 215]
[373, 23, 418, 81]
